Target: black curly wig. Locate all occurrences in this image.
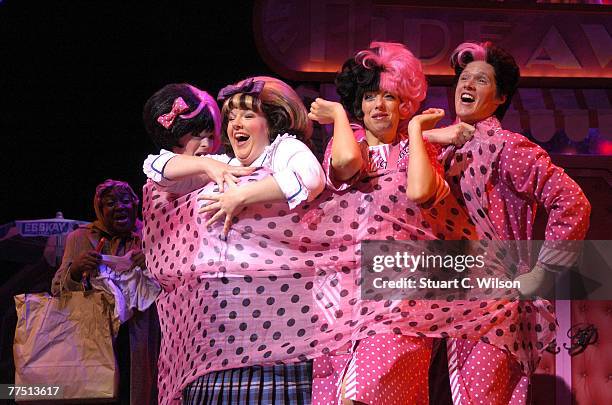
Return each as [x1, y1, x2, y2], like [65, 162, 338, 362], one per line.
[143, 83, 218, 151]
[334, 57, 382, 121]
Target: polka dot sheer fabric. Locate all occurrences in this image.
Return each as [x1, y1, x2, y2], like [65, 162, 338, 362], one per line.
[437, 116, 590, 403]
[143, 138, 556, 404]
[440, 116, 590, 262]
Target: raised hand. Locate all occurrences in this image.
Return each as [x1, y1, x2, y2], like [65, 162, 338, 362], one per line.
[408, 108, 446, 133]
[308, 98, 345, 125]
[424, 122, 475, 147]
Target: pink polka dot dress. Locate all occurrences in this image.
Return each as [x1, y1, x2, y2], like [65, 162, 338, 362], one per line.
[311, 130, 459, 405]
[447, 338, 529, 405]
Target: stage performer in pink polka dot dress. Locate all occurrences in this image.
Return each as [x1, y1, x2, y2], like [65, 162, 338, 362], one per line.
[434, 41, 592, 405]
[307, 41, 470, 405]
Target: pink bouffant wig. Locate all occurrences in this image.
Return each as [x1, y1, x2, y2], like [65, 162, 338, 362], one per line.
[449, 42, 487, 70]
[354, 42, 427, 118]
[451, 42, 488, 69]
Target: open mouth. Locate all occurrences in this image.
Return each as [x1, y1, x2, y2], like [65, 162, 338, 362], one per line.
[114, 213, 130, 225]
[235, 133, 250, 146]
[460, 93, 475, 103]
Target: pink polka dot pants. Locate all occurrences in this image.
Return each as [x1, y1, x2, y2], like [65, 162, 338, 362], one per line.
[448, 339, 528, 405]
[313, 334, 431, 405]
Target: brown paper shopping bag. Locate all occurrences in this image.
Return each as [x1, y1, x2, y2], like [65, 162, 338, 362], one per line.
[13, 291, 120, 401]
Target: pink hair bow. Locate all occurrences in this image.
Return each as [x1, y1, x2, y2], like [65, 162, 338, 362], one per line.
[157, 97, 190, 129]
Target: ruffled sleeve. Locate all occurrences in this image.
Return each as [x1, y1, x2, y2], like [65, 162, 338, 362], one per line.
[143, 149, 177, 184]
[142, 149, 209, 195]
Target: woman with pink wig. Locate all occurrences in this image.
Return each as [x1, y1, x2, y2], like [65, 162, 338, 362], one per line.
[310, 42, 447, 202]
[308, 42, 465, 405]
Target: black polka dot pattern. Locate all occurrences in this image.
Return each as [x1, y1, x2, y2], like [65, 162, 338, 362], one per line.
[142, 135, 557, 404]
[436, 117, 564, 376]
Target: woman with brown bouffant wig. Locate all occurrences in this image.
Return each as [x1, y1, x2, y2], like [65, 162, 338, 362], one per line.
[143, 77, 324, 403]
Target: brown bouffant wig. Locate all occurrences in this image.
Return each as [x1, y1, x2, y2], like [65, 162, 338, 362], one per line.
[218, 76, 312, 156]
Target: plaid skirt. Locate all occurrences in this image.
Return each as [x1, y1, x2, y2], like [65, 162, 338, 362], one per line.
[182, 361, 312, 404]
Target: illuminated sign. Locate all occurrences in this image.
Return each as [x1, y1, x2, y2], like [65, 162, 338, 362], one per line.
[254, 0, 611, 80]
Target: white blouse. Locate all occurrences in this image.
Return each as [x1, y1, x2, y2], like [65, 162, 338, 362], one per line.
[143, 133, 325, 210]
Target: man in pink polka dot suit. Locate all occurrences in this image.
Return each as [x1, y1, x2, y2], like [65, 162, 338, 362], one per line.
[432, 41, 591, 404]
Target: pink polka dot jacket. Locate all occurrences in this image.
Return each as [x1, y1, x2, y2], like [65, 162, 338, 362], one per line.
[440, 116, 591, 272]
